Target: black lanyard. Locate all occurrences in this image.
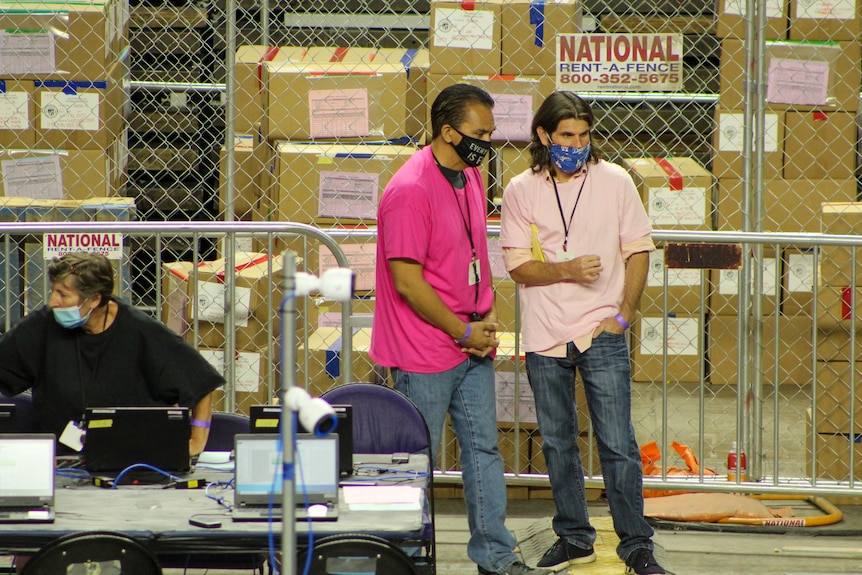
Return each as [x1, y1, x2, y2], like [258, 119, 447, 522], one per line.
[451, 180, 482, 322]
[550, 167, 588, 252]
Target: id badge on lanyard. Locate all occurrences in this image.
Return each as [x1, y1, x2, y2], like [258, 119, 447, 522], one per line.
[468, 258, 481, 285]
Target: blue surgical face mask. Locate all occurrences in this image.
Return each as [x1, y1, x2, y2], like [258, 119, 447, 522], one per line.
[52, 304, 92, 329]
[549, 143, 591, 174]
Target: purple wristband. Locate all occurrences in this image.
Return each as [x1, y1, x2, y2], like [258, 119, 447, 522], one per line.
[455, 322, 472, 345]
[614, 313, 630, 330]
[191, 418, 211, 429]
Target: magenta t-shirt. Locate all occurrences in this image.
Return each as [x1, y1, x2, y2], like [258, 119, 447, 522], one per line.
[370, 146, 494, 373]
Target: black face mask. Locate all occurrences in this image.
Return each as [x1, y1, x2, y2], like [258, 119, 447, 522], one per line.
[451, 128, 491, 167]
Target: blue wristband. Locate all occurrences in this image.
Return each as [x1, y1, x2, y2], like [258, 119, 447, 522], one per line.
[614, 313, 630, 330]
[191, 418, 211, 429]
[455, 322, 472, 345]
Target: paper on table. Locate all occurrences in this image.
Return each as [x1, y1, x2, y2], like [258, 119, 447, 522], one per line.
[342, 485, 423, 511]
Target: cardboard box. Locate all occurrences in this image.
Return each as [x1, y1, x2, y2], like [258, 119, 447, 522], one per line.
[708, 255, 779, 316]
[819, 203, 862, 285]
[781, 247, 815, 316]
[707, 314, 812, 385]
[783, 111, 856, 180]
[790, 0, 861, 41]
[0, 0, 127, 79]
[809, 429, 862, 481]
[429, 0, 503, 76]
[495, 363, 536, 425]
[814, 286, 862, 361]
[0, 144, 126, 200]
[34, 56, 127, 150]
[719, 39, 861, 111]
[264, 49, 429, 141]
[218, 129, 271, 220]
[201, 347, 274, 415]
[192, 253, 284, 325]
[814, 360, 862, 433]
[296, 326, 380, 396]
[716, 0, 788, 39]
[0, 80, 36, 148]
[622, 157, 713, 230]
[491, 144, 531, 201]
[639, 247, 705, 316]
[716, 178, 855, 233]
[501, 0, 583, 76]
[711, 109, 783, 180]
[267, 142, 415, 224]
[425, 73, 552, 143]
[632, 316, 703, 383]
[493, 278, 518, 333]
[233, 45, 310, 135]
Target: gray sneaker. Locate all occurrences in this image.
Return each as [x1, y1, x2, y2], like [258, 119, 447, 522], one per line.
[536, 538, 596, 571]
[477, 560, 550, 575]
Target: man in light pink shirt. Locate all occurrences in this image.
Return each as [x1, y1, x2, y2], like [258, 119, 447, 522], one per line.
[372, 84, 547, 575]
[499, 92, 665, 575]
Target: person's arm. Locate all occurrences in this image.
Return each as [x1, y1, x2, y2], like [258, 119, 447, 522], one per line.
[189, 391, 213, 456]
[593, 250, 650, 336]
[508, 254, 604, 287]
[389, 258, 499, 356]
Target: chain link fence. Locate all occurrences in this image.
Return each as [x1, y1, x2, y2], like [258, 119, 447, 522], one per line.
[1, 0, 861, 493]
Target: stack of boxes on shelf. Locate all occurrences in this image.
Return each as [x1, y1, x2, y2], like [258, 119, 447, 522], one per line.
[0, 1, 133, 322]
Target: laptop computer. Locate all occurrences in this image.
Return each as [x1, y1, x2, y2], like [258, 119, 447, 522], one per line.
[249, 404, 354, 477]
[0, 403, 16, 433]
[232, 433, 340, 522]
[0, 434, 55, 523]
[83, 406, 192, 475]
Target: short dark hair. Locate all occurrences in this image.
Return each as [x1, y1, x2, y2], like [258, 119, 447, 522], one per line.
[529, 91, 603, 172]
[430, 83, 494, 139]
[47, 252, 114, 307]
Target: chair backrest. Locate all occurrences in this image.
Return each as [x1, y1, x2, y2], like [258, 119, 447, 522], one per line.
[298, 534, 419, 575]
[203, 411, 251, 451]
[320, 383, 430, 455]
[0, 390, 37, 433]
[21, 531, 162, 575]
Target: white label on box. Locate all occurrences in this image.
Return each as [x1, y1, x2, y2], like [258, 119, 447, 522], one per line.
[722, 0, 784, 17]
[718, 258, 777, 295]
[195, 281, 251, 326]
[200, 349, 261, 393]
[647, 188, 707, 226]
[233, 134, 254, 151]
[638, 316, 699, 356]
[0, 91, 29, 130]
[432, 7, 494, 50]
[1, 156, 62, 199]
[495, 369, 537, 424]
[718, 112, 779, 152]
[766, 58, 830, 106]
[318, 171, 379, 220]
[320, 242, 377, 292]
[797, 0, 856, 20]
[308, 88, 370, 138]
[43, 233, 124, 260]
[490, 94, 533, 142]
[40, 91, 100, 131]
[787, 252, 814, 293]
[487, 238, 508, 279]
[647, 249, 701, 287]
[0, 32, 55, 74]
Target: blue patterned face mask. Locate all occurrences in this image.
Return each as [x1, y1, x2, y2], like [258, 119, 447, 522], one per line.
[52, 304, 92, 329]
[549, 143, 591, 174]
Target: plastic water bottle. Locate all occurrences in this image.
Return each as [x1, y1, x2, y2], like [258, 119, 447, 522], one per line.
[727, 441, 747, 482]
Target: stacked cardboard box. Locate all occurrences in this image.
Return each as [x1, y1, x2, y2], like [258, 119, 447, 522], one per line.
[0, 1, 129, 202]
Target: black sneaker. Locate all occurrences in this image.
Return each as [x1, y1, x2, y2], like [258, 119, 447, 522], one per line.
[624, 548, 666, 575]
[477, 560, 549, 575]
[535, 538, 596, 571]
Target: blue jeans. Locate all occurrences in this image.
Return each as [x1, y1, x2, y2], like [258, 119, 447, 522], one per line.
[525, 332, 654, 561]
[392, 357, 518, 572]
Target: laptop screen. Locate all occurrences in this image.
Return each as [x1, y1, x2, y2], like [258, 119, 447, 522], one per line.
[234, 433, 339, 506]
[0, 434, 54, 507]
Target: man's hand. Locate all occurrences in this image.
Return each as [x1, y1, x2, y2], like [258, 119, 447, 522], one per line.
[592, 314, 626, 338]
[562, 254, 603, 283]
[460, 320, 500, 357]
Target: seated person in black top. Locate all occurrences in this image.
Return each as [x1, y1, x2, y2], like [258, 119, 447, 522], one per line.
[0, 252, 225, 456]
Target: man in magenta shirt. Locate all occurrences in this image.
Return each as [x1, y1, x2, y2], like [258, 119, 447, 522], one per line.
[499, 92, 665, 575]
[371, 84, 546, 575]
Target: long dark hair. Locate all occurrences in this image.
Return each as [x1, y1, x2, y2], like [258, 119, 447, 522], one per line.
[529, 91, 603, 173]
